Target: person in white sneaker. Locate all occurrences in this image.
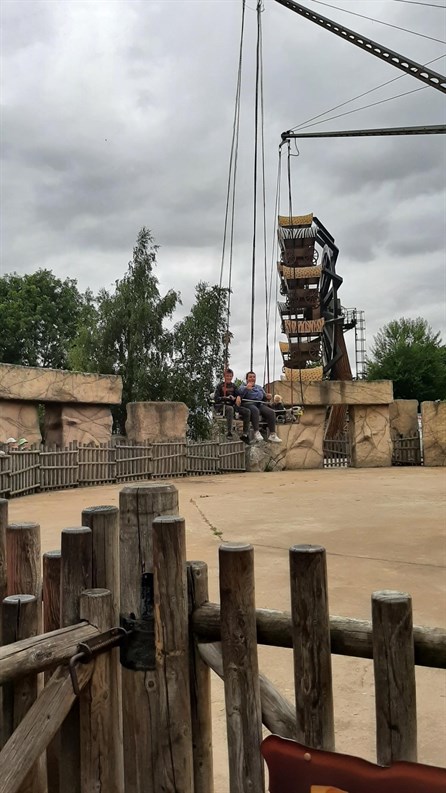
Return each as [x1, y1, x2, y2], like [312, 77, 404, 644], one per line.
[236, 371, 282, 443]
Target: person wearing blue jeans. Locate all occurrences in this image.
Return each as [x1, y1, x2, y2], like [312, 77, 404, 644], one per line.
[236, 371, 282, 443]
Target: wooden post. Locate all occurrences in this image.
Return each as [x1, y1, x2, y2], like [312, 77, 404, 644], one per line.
[372, 590, 417, 764]
[6, 522, 41, 606]
[119, 483, 178, 793]
[1, 594, 43, 792]
[219, 543, 264, 793]
[0, 663, 94, 793]
[153, 516, 193, 793]
[0, 499, 7, 616]
[289, 544, 335, 750]
[79, 589, 124, 793]
[43, 550, 61, 640]
[187, 561, 214, 793]
[81, 506, 120, 621]
[43, 550, 61, 793]
[59, 527, 92, 793]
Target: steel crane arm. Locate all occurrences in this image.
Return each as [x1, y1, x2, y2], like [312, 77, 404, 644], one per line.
[273, 0, 446, 94]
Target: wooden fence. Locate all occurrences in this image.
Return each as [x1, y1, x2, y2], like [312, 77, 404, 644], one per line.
[0, 489, 444, 793]
[0, 439, 246, 498]
[392, 433, 422, 466]
[323, 433, 351, 468]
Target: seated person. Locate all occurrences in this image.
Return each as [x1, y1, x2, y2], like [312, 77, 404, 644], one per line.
[236, 372, 282, 443]
[213, 368, 251, 441]
[272, 394, 287, 423]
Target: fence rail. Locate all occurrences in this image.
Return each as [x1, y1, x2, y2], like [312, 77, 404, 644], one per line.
[0, 439, 246, 498]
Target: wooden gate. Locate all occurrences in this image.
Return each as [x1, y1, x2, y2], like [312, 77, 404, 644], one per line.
[323, 433, 351, 468]
[392, 434, 422, 466]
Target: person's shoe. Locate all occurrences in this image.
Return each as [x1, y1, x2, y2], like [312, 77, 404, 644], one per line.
[240, 433, 250, 444]
[268, 432, 282, 443]
[226, 431, 233, 439]
[254, 431, 263, 442]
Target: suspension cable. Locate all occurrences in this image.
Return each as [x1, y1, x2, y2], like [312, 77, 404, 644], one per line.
[264, 146, 282, 385]
[217, 0, 246, 370]
[250, 0, 263, 371]
[259, 4, 270, 388]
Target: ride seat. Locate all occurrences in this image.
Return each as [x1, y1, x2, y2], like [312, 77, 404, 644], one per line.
[261, 735, 446, 793]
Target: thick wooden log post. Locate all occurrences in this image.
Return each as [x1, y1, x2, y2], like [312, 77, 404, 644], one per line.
[153, 516, 193, 793]
[187, 561, 214, 793]
[198, 641, 297, 739]
[1, 594, 43, 791]
[289, 544, 335, 750]
[81, 506, 120, 621]
[119, 483, 178, 793]
[6, 523, 41, 608]
[372, 590, 417, 765]
[43, 550, 61, 793]
[43, 551, 61, 640]
[219, 543, 264, 793]
[79, 589, 124, 793]
[60, 528, 92, 793]
[0, 499, 7, 618]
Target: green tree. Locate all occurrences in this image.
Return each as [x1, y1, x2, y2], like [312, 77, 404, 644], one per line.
[0, 269, 88, 368]
[74, 227, 180, 431]
[366, 317, 446, 402]
[171, 282, 228, 439]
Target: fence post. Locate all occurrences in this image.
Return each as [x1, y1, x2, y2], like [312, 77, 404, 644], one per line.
[6, 523, 41, 608]
[152, 516, 193, 793]
[187, 561, 214, 793]
[372, 590, 417, 764]
[79, 589, 124, 793]
[289, 544, 335, 750]
[119, 483, 179, 793]
[219, 543, 264, 793]
[1, 593, 44, 791]
[0, 499, 7, 616]
[43, 550, 61, 793]
[59, 528, 92, 793]
[81, 506, 120, 622]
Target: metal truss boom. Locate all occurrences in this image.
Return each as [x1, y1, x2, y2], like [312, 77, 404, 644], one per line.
[273, 0, 446, 94]
[281, 124, 446, 140]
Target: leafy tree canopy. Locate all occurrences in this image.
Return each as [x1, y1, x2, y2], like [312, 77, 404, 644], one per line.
[366, 317, 446, 403]
[0, 269, 90, 369]
[2, 229, 229, 437]
[69, 228, 228, 436]
[171, 281, 228, 439]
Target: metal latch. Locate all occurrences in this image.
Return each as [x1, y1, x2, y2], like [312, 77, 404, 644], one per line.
[120, 572, 156, 671]
[69, 626, 128, 696]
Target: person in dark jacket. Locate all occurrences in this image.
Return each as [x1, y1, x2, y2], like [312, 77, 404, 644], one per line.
[214, 369, 251, 441]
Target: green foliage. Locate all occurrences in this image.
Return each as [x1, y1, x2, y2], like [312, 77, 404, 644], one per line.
[0, 269, 88, 368]
[72, 228, 180, 431]
[171, 282, 228, 439]
[366, 317, 446, 403]
[2, 229, 229, 438]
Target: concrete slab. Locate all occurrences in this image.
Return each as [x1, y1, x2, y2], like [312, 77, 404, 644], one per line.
[7, 467, 446, 791]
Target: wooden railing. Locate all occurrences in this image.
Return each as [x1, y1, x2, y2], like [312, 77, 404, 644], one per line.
[0, 489, 444, 793]
[0, 439, 246, 498]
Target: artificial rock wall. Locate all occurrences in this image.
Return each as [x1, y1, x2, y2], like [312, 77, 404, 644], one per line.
[421, 401, 446, 466]
[0, 362, 122, 446]
[126, 402, 189, 443]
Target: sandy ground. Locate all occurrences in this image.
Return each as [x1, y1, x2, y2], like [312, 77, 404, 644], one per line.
[7, 467, 446, 790]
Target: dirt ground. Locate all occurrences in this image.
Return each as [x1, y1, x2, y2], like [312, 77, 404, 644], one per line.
[7, 467, 446, 790]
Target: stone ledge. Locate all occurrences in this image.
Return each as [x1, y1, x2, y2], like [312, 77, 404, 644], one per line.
[0, 363, 122, 405]
[266, 379, 393, 406]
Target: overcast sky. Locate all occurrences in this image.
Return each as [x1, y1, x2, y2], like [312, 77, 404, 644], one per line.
[2, 0, 445, 381]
